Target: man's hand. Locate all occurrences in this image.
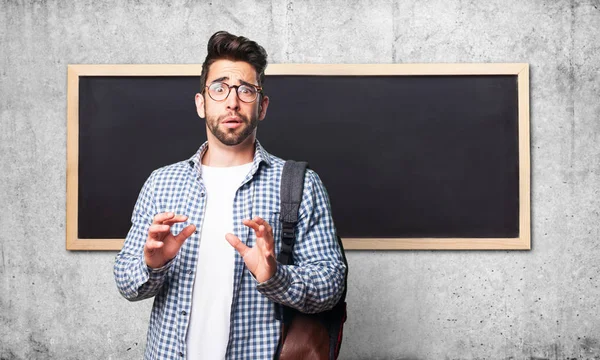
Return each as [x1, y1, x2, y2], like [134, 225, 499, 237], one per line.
[144, 212, 196, 269]
[226, 216, 277, 283]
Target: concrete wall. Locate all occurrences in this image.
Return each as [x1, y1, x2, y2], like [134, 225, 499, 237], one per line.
[1, 0, 599, 359]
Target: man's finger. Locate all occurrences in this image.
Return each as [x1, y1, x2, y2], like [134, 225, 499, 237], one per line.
[225, 233, 250, 257]
[174, 224, 196, 243]
[256, 231, 274, 256]
[152, 212, 175, 224]
[145, 237, 165, 251]
[162, 215, 189, 226]
[255, 225, 274, 250]
[148, 224, 171, 240]
[242, 219, 260, 233]
[253, 217, 272, 232]
[149, 224, 170, 233]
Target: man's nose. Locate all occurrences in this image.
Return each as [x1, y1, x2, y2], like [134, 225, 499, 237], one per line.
[225, 87, 240, 110]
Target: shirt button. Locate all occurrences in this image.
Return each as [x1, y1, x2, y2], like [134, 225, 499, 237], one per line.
[181, 310, 187, 316]
[200, 193, 205, 197]
[179, 352, 184, 357]
[188, 270, 193, 275]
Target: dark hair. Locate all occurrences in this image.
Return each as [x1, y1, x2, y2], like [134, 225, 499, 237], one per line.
[199, 31, 268, 93]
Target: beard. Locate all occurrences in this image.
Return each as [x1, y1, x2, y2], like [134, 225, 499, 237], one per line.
[205, 111, 260, 146]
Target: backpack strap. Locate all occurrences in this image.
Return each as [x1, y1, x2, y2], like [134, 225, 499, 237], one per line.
[277, 160, 308, 266]
[274, 160, 349, 360]
[274, 160, 308, 322]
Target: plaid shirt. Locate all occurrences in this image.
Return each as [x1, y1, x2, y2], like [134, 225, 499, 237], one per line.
[114, 140, 346, 360]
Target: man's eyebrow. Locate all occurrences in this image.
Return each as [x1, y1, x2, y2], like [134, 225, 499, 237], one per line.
[239, 79, 260, 88]
[209, 77, 259, 87]
[210, 76, 229, 83]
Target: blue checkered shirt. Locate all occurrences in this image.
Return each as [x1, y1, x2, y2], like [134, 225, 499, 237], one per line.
[114, 140, 346, 360]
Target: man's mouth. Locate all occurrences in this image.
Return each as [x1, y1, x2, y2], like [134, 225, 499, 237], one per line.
[222, 116, 243, 129]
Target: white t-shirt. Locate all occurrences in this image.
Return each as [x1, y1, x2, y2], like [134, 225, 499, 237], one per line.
[186, 162, 252, 360]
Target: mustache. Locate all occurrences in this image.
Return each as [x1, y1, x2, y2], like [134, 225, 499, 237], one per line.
[218, 113, 248, 122]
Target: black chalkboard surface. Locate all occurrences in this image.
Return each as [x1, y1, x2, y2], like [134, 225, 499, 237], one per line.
[67, 64, 530, 250]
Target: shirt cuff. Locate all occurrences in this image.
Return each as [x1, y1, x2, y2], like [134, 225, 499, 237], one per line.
[256, 264, 293, 297]
[139, 256, 176, 284]
[148, 256, 175, 272]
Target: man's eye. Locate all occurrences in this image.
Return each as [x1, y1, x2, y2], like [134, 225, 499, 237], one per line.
[239, 86, 254, 94]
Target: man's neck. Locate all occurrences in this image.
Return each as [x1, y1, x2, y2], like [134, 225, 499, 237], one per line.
[201, 136, 255, 167]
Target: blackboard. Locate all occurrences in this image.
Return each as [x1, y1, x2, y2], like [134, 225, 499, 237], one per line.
[66, 64, 530, 250]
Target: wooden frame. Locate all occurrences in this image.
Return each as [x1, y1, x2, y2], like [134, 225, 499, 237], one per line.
[66, 63, 530, 250]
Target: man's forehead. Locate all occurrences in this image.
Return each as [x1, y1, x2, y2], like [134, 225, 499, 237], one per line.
[207, 60, 258, 84]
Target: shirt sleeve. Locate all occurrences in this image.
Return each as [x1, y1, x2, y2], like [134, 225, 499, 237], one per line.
[113, 171, 174, 301]
[256, 169, 347, 314]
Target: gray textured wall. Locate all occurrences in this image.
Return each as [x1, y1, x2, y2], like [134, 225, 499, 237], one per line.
[1, 0, 599, 359]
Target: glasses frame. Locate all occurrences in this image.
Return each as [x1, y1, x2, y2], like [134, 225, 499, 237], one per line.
[204, 82, 263, 103]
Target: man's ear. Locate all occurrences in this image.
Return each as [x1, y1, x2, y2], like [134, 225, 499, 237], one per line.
[195, 93, 206, 119]
[258, 95, 269, 121]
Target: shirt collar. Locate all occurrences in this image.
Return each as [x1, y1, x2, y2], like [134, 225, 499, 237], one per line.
[187, 139, 272, 178]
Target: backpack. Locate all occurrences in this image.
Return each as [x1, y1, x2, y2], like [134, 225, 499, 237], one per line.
[274, 160, 349, 360]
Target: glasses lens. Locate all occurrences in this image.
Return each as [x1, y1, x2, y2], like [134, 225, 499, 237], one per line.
[207, 82, 259, 102]
[208, 82, 229, 101]
[237, 85, 258, 103]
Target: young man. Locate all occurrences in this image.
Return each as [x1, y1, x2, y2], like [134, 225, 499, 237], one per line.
[114, 31, 346, 360]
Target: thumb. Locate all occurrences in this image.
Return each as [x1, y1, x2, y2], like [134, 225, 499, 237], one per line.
[225, 233, 250, 257]
[174, 224, 196, 244]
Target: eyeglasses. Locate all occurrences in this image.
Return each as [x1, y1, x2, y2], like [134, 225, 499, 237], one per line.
[204, 82, 263, 103]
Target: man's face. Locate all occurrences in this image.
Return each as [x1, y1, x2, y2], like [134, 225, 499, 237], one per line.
[195, 59, 269, 146]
